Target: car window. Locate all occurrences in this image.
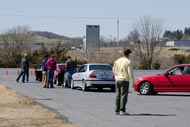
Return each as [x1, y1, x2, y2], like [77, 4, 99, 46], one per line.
[78, 65, 87, 72]
[74, 65, 82, 73]
[89, 65, 112, 71]
[59, 65, 65, 70]
[168, 66, 184, 75]
[183, 66, 190, 75]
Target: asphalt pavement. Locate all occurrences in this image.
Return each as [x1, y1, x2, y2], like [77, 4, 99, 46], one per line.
[0, 68, 190, 127]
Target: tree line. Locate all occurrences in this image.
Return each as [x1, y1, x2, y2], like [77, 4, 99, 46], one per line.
[163, 27, 190, 41]
[1, 17, 190, 69]
[0, 25, 87, 68]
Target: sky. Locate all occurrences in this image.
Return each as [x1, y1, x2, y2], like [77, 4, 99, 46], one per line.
[0, 0, 190, 39]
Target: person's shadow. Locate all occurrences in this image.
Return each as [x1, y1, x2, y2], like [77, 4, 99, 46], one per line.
[126, 113, 176, 116]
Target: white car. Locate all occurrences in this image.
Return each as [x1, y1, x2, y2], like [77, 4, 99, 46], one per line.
[71, 63, 115, 91]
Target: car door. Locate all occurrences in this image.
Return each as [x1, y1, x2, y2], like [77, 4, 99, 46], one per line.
[177, 65, 190, 91]
[162, 66, 185, 91]
[73, 65, 87, 86]
[154, 67, 182, 92]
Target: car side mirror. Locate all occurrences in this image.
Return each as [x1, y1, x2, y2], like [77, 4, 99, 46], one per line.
[164, 72, 169, 76]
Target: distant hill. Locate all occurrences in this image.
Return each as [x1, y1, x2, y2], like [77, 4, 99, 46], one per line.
[32, 31, 71, 40]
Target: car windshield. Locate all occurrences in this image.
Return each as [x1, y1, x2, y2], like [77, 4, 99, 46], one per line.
[89, 65, 112, 71]
[59, 65, 65, 70]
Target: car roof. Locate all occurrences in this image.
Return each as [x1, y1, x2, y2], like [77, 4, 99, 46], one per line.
[174, 64, 190, 67]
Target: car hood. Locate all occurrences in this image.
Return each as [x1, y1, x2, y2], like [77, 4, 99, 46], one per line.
[135, 73, 164, 81]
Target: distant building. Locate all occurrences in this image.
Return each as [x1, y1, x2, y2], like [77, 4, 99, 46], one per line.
[86, 25, 100, 51]
[166, 40, 190, 46]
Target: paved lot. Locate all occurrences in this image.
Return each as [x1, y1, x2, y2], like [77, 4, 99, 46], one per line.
[0, 68, 190, 127]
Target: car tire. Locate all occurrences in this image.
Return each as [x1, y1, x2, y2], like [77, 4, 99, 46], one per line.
[82, 80, 87, 91]
[56, 77, 61, 86]
[71, 79, 75, 89]
[53, 77, 56, 84]
[139, 82, 152, 95]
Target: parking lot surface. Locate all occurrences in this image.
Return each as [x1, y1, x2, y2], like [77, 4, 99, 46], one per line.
[0, 68, 190, 127]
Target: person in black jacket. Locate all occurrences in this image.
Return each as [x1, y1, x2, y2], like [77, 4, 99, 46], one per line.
[65, 56, 76, 88]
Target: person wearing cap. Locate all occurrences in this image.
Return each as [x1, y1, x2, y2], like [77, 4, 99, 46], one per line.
[16, 53, 29, 83]
[113, 49, 134, 116]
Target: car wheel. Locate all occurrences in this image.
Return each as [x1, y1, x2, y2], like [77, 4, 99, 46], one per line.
[82, 80, 87, 91]
[53, 77, 56, 84]
[56, 77, 61, 86]
[62, 80, 66, 87]
[71, 79, 75, 89]
[139, 82, 152, 95]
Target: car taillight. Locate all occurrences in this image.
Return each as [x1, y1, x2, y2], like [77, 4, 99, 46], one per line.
[89, 74, 96, 78]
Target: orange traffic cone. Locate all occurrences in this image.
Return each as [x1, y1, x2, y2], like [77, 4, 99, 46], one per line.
[5, 69, 8, 76]
[17, 70, 20, 75]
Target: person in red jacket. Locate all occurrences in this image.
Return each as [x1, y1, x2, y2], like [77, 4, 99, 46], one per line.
[45, 55, 56, 88]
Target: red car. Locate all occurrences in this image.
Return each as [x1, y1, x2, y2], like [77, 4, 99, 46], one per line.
[133, 64, 190, 95]
[53, 63, 66, 86]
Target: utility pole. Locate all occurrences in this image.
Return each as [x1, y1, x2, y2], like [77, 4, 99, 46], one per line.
[117, 19, 119, 46]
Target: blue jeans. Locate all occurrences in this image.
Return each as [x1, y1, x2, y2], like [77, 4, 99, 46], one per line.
[66, 70, 74, 88]
[26, 68, 29, 81]
[17, 68, 27, 82]
[46, 70, 54, 88]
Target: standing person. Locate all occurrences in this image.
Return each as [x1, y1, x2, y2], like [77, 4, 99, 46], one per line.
[113, 49, 134, 115]
[25, 54, 30, 82]
[41, 54, 48, 88]
[45, 55, 56, 88]
[16, 53, 29, 83]
[65, 56, 76, 88]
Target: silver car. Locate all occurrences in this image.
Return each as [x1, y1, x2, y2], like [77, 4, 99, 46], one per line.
[71, 63, 115, 91]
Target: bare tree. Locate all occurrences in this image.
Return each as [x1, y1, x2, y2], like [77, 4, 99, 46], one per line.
[128, 16, 164, 69]
[0, 25, 34, 65]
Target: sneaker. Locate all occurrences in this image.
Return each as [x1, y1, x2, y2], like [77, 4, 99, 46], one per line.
[119, 111, 129, 116]
[115, 112, 120, 115]
[16, 79, 19, 83]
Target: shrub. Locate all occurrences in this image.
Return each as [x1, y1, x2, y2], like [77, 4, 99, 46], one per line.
[152, 61, 161, 70]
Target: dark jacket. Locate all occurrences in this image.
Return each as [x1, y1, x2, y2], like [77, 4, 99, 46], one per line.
[65, 59, 77, 71]
[21, 57, 29, 70]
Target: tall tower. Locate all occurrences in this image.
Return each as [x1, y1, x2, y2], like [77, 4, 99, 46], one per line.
[86, 25, 100, 51]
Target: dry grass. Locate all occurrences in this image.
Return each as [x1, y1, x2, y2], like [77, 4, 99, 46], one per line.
[0, 84, 77, 127]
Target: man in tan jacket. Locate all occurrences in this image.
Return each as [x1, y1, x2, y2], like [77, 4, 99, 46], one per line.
[113, 49, 134, 115]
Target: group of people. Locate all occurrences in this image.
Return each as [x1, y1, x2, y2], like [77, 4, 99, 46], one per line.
[16, 48, 134, 116]
[16, 53, 76, 89]
[41, 55, 76, 89]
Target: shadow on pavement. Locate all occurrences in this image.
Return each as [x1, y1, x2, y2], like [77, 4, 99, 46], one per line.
[154, 94, 190, 97]
[129, 113, 176, 116]
[137, 93, 190, 97]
